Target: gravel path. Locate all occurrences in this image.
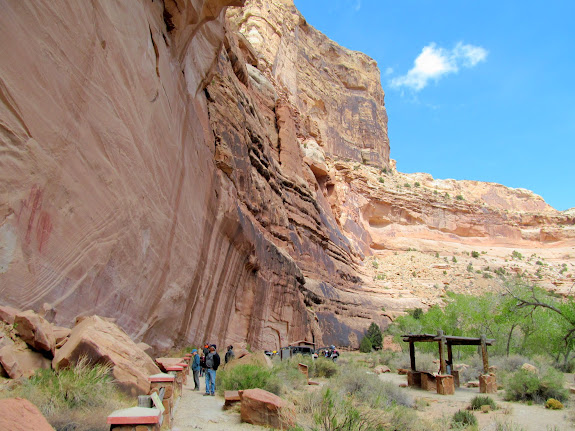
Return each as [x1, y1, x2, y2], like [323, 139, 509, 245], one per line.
[171, 375, 267, 431]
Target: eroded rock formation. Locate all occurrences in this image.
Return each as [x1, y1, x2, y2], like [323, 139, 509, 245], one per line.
[0, 0, 573, 351]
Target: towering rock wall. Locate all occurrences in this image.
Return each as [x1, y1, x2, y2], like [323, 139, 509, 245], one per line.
[0, 0, 312, 351]
[0, 0, 573, 351]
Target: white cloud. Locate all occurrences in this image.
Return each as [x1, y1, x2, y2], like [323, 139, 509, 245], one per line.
[353, 0, 361, 11]
[390, 42, 488, 91]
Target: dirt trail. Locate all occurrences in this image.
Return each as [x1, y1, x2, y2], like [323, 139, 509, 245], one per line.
[171, 375, 267, 431]
[379, 373, 575, 431]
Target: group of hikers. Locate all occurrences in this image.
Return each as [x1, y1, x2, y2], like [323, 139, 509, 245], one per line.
[188, 343, 338, 395]
[189, 344, 234, 396]
[315, 345, 340, 361]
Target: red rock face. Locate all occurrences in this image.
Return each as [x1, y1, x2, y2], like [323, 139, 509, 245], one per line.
[0, 0, 313, 352]
[0, 0, 573, 354]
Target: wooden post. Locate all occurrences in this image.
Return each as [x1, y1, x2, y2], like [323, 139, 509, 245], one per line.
[480, 334, 489, 374]
[409, 341, 416, 371]
[447, 343, 453, 374]
[437, 330, 446, 375]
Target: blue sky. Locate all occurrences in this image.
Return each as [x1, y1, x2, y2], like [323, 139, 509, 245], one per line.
[293, 0, 575, 211]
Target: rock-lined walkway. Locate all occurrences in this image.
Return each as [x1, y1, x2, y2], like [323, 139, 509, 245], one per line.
[171, 376, 267, 431]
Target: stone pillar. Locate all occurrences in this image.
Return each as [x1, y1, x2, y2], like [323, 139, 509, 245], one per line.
[165, 365, 184, 396]
[149, 373, 175, 428]
[297, 363, 309, 379]
[452, 370, 460, 388]
[407, 370, 422, 388]
[436, 375, 455, 395]
[421, 373, 437, 392]
[107, 407, 161, 430]
[479, 374, 497, 393]
[176, 362, 189, 379]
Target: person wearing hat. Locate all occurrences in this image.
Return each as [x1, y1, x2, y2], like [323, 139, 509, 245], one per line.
[191, 349, 201, 391]
[204, 344, 220, 396]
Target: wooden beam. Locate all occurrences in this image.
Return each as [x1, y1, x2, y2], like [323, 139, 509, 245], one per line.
[409, 341, 416, 371]
[447, 343, 453, 374]
[480, 333, 489, 373]
[438, 330, 446, 375]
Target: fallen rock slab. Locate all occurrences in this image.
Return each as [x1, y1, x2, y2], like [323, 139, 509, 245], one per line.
[52, 315, 160, 396]
[0, 398, 55, 431]
[0, 344, 51, 379]
[0, 305, 20, 325]
[14, 310, 56, 354]
[52, 326, 71, 347]
[374, 365, 391, 374]
[239, 388, 295, 429]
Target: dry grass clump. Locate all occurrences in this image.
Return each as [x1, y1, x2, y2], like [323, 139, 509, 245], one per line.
[3, 356, 130, 431]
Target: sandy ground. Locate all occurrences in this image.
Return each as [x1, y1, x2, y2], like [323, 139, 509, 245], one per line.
[171, 368, 575, 430]
[171, 375, 267, 431]
[379, 372, 575, 431]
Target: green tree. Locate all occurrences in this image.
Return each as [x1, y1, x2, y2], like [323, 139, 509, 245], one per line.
[359, 336, 373, 353]
[366, 322, 383, 350]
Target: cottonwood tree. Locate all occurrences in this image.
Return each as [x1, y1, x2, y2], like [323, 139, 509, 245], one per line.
[506, 280, 575, 369]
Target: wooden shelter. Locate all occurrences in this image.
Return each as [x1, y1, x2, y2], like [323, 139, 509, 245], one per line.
[402, 331, 495, 394]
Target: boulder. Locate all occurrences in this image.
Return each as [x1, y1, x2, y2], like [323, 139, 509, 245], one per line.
[0, 305, 20, 325]
[52, 316, 160, 396]
[374, 365, 391, 374]
[52, 326, 71, 349]
[0, 344, 51, 379]
[466, 381, 480, 388]
[239, 388, 296, 429]
[224, 351, 272, 370]
[0, 398, 55, 431]
[521, 363, 538, 374]
[14, 310, 55, 354]
[136, 342, 153, 357]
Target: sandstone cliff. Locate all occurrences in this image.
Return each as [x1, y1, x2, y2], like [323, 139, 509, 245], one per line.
[0, 0, 573, 351]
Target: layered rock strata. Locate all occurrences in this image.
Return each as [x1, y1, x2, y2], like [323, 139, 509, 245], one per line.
[0, 0, 573, 352]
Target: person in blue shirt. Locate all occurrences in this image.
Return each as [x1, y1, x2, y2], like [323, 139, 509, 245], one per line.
[191, 349, 201, 391]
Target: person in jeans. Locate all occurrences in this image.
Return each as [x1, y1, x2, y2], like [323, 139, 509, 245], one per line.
[191, 349, 201, 391]
[204, 344, 220, 396]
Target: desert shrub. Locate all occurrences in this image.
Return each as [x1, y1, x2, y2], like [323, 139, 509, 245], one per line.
[310, 388, 386, 431]
[332, 366, 413, 408]
[469, 395, 497, 410]
[451, 409, 477, 427]
[494, 422, 526, 431]
[544, 398, 564, 409]
[360, 336, 373, 353]
[7, 356, 129, 431]
[217, 363, 279, 394]
[271, 359, 308, 394]
[315, 358, 339, 378]
[503, 367, 568, 403]
[491, 354, 531, 373]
